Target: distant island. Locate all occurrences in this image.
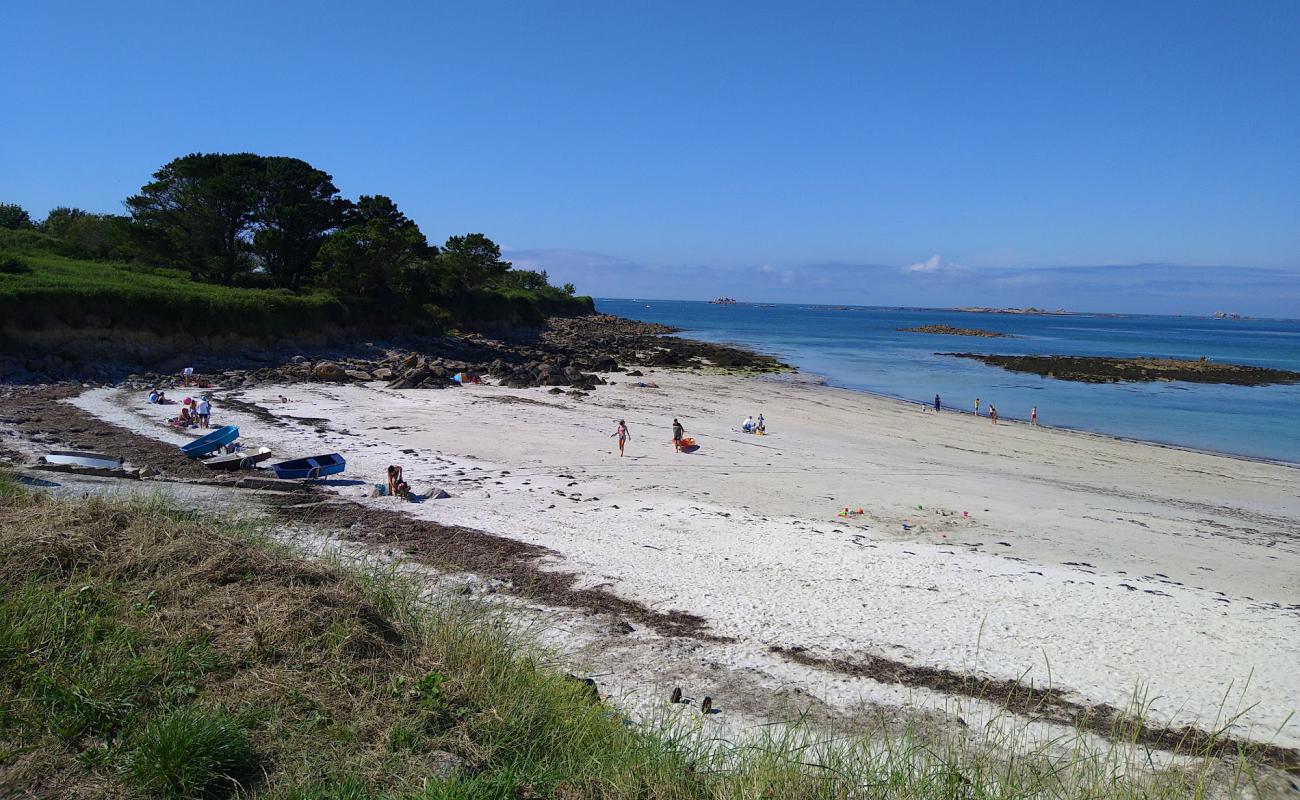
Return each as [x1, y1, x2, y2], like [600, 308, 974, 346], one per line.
[953, 306, 1070, 316]
[899, 324, 1012, 338]
[942, 353, 1300, 386]
[709, 296, 738, 305]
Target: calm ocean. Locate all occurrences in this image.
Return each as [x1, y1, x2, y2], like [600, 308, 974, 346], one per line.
[596, 299, 1300, 464]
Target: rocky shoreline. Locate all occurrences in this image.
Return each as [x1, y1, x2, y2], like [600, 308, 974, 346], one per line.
[899, 325, 1012, 338]
[0, 315, 790, 393]
[944, 353, 1300, 386]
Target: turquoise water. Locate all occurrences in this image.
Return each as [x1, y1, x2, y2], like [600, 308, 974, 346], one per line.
[596, 299, 1300, 464]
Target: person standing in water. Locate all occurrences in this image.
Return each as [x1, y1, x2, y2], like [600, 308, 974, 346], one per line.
[974, 397, 981, 416]
[1030, 406, 1038, 425]
[934, 394, 941, 413]
[611, 419, 631, 456]
[672, 418, 685, 451]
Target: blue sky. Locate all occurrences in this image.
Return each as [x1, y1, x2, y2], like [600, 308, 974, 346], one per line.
[2, 1, 1297, 315]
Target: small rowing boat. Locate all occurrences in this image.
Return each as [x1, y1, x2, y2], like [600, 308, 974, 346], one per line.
[270, 453, 346, 480]
[201, 447, 273, 471]
[43, 451, 124, 470]
[179, 425, 239, 458]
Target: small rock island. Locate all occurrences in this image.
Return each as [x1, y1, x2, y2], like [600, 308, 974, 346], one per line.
[900, 325, 1012, 338]
[942, 354, 1300, 386]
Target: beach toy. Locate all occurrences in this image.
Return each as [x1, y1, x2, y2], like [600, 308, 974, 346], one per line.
[902, 523, 912, 530]
[918, 505, 923, 510]
[857, 508, 864, 514]
[962, 511, 969, 518]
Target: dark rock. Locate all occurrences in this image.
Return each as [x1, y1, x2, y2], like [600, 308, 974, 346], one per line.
[313, 361, 348, 382]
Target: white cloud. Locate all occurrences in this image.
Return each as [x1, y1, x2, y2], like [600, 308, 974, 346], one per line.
[904, 254, 943, 273]
[758, 263, 777, 274]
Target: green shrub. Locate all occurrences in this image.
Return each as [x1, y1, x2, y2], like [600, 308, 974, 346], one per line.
[0, 254, 29, 274]
[127, 707, 256, 799]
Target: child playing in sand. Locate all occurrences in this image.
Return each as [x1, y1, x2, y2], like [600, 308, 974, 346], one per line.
[672, 418, 685, 451]
[611, 420, 630, 456]
[386, 465, 403, 496]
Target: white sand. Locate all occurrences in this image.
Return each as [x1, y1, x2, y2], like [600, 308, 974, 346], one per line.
[72, 372, 1300, 750]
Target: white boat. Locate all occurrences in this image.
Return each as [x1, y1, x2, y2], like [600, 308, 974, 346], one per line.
[43, 451, 125, 470]
[202, 447, 274, 471]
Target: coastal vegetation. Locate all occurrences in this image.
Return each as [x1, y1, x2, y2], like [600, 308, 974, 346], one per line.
[0, 472, 1280, 799]
[899, 325, 1012, 338]
[0, 154, 592, 348]
[944, 353, 1300, 386]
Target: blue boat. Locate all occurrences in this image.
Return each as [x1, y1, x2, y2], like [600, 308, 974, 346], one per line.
[271, 453, 346, 480]
[179, 425, 239, 458]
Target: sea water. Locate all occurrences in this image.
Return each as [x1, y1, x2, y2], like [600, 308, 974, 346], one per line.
[596, 299, 1300, 464]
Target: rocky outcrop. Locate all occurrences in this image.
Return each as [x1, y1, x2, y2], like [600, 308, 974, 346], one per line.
[9, 314, 790, 393]
[943, 353, 1300, 386]
[900, 325, 1012, 338]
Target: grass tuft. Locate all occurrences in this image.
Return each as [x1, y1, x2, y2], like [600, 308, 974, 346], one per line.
[126, 707, 256, 799]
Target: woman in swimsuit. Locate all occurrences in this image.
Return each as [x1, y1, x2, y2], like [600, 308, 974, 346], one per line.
[611, 420, 630, 457]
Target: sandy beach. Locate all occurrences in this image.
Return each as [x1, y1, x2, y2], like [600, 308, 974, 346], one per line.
[66, 370, 1300, 755]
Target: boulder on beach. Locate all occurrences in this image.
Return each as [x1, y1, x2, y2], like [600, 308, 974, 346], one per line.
[345, 369, 373, 381]
[388, 366, 431, 389]
[313, 361, 348, 382]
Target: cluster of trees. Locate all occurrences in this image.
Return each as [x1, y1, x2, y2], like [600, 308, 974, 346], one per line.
[2, 153, 575, 304]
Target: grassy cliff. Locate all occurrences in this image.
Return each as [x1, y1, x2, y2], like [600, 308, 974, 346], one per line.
[0, 230, 593, 356]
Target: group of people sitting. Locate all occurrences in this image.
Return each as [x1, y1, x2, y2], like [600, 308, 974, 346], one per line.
[741, 414, 766, 434]
[155, 393, 212, 429]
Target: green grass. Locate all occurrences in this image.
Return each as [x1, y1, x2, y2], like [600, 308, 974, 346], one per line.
[0, 477, 1284, 799]
[127, 708, 255, 799]
[0, 230, 593, 342]
[0, 237, 347, 337]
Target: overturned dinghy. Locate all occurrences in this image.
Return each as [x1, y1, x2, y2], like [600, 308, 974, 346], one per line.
[202, 447, 273, 471]
[271, 453, 346, 480]
[179, 425, 239, 458]
[43, 451, 124, 470]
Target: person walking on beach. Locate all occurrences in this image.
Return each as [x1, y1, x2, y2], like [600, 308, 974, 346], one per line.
[974, 397, 980, 416]
[1030, 406, 1038, 425]
[672, 418, 685, 451]
[611, 419, 631, 456]
[989, 405, 998, 424]
[934, 394, 941, 413]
